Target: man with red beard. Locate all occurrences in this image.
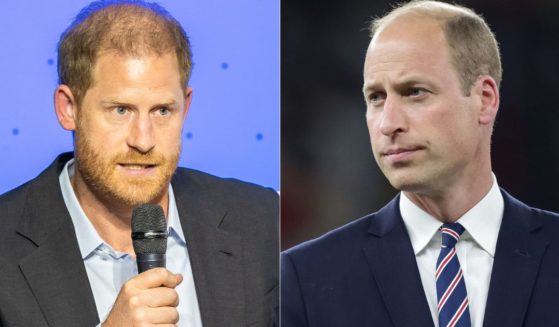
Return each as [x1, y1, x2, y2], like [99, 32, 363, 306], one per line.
[0, 1, 278, 327]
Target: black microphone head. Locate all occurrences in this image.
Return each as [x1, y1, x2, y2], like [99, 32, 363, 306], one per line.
[131, 204, 167, 255]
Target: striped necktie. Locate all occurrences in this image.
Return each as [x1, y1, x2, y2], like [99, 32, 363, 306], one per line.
[436, 223, 471, 327]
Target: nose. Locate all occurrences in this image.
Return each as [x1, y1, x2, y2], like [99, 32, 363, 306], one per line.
[127, 112, 155, 153]
[378, 96, 407, 136]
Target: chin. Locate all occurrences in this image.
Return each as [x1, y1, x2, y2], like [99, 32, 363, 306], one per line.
[101, 176, 169, 206]
[111, 187, 164, 206]
[385, 173, 425, 193]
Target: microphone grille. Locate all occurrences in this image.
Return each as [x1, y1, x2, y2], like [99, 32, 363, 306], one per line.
[131, 204, 167, 255]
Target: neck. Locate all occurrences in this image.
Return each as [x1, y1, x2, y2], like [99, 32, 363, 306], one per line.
[70, 172, 169, 255]
[404, 167, 494, 224]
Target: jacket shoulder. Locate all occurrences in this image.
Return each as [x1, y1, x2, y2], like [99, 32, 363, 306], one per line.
[173, 167, 278, 209]
[172, 167, 279, 236]
[501, 188, 559, 233]
[0, 181, 33, 230]
[284, 213, 378, 264]
[285, 194, 400, 258]
[0, 153, 72, 232]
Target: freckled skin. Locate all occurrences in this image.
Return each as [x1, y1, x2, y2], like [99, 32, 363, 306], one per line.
[74, 52, 191, 207]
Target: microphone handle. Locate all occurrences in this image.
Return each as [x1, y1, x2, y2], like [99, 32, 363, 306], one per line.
[137, 253, 166, 273]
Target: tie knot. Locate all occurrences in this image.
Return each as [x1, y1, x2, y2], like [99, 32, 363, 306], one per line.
[440, 223, 465, 248]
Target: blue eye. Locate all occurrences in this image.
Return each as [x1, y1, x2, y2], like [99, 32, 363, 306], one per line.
[115, 106, 127, 115]
[158, 107, 170, 115]
[408, 88, 425, 97]
[369, 92, 386, 105]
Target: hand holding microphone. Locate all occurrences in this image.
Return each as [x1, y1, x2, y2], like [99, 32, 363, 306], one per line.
[102, 204, 181, 327]
[102, 268, 182, 327]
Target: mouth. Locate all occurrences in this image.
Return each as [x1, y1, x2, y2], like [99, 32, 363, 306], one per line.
[118, 163, 156, 169]
[119, 163, 155, 169]
[117, 163, 158, 175]
[381, 147, 424, 163]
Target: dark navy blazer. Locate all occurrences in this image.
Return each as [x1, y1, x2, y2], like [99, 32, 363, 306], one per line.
[282, 191, 559, 327]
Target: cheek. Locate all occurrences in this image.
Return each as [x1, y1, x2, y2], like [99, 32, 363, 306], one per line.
[78, 110, 123, 137]
[366, 113, 386, 147]
[365, 111, 379, 136]
[101, 125, 129, 144]
[433, 108, 477, 152]
[155, 125, 183, 149]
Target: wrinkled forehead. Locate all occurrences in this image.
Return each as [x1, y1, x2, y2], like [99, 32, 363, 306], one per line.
[362, 15, 462, 94]
[364, 15, 451, 71]
[90, 51, 181, 82]
[371, 14, 446, 51]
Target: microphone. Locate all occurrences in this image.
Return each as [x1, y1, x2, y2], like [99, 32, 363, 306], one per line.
[131, 204, 168, 273]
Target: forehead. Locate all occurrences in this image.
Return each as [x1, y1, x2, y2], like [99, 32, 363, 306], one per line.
[90, 51, 182, 88]
[364, 15, 454, 83]
[82, 51, 184, 107]
[94, 50, 179, 72]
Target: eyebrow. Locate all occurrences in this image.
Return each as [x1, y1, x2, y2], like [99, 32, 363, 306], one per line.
[363, 77, 434, 94]
[101, 100, 178, 109]
[362, 82, 379, 95]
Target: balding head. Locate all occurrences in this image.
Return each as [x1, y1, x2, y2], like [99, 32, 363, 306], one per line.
[370, 0, 501, 95]
[58, 0, 192, 106]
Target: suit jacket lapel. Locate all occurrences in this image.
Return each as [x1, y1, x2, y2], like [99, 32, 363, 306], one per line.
[16, 154, 99, 326]
[172, 173, 245, 327]
[362, 196, 435, 327]
[483, 190, 548, 327]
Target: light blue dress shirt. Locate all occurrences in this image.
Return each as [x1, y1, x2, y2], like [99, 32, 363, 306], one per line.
[59, 159, 203, 326]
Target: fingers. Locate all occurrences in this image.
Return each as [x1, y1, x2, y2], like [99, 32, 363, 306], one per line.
[137, 306, 179, 324]
[102, 268, 182, 327]
[127, 268, 183, 290]
[142, 287, 180, 308]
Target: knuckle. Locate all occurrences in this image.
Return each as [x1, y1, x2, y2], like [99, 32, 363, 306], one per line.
[132, 308, 146, 322]
[129, 295, 141, 308]
[171, 309, 179, 323]
[155, 267, 168, 279]
[171, 291, 179, 306]
[121, 282, 134, 294]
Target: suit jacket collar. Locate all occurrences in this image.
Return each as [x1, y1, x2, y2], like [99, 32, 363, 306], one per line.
[171, 169, 246, 327]
[363, 190, 548, 327]
[14, 153, 248, 327]
[482, 189, 547, 327]
[363, 194, 436, 327]
[14, 154, 249, 327]
[15, 153, 99, 326]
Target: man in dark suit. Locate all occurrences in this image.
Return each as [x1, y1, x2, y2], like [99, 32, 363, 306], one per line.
[282, 1, 559, 326]
[0, 1, 277, 327]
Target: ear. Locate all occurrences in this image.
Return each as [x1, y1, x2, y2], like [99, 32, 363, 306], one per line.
[54, 85, 78, 131]
[182, 86, 193, 121]
[475, 75, 499, 126]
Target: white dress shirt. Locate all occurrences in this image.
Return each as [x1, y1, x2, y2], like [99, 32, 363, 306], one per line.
[59, 159, 203, 326]
[400, 175, 504, 327]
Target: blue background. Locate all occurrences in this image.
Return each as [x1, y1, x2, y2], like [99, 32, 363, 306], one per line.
[0, 0, 279, 194]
